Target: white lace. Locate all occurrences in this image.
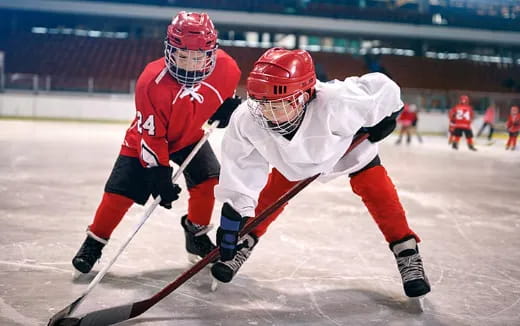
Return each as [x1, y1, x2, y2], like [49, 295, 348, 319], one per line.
[221, 235, 256, 272]
[397, 252, 425, 283]
[222, 247, 251, 272]
[179, 84, 204, 103]
[185, 218, 213, 237]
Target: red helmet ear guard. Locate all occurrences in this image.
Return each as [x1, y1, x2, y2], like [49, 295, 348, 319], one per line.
[247, 48, 316, 101]
[166, 11, 217, 50]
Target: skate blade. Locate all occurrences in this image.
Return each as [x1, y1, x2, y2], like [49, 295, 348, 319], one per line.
[408, 296, 425, 313]
[71, 269, 87, 280]
[187, 253, 201, 265]
[210, 272, 219, 292]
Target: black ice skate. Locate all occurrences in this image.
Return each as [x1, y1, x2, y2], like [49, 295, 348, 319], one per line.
[390, 236, 431, 298]
[181, 215, 216, 263]
[211, 233, 258, 283]
[72, 230, 108, 274]
[452, 142, 458, 150]
[468, 144, 477, 151]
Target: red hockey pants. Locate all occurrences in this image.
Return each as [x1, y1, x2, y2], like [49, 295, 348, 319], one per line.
[251, 166, 419, 244]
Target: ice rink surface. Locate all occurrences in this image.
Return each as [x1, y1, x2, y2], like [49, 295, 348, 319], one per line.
[1, 119, 519, 326]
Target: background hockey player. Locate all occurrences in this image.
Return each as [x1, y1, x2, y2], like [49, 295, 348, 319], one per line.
[395, 103, 421, 145]
[210, 47, 430, 299]
[476, 104, 496, 144]
[72, 11, 241, 273]
[448, 95, 477, 151]
[506, 105, 520, 150]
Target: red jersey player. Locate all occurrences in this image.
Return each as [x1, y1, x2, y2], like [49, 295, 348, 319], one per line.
[395, 104, 421, 145]
[506, 105, 520, 150]
[72, 11, 241, 274]
[448, 95, 477, 151]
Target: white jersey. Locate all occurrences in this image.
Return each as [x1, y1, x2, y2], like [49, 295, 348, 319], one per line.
[215, 72, 403, 217]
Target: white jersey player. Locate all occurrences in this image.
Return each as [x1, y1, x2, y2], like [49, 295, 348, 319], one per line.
[210, 47, 430, 299]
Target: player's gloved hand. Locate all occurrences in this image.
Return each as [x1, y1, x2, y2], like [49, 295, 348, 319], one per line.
[209, 96, 242, 128]
[365, 107, 402, 142]
[217, 203, 249, 261]
[146, 165, 181, 209]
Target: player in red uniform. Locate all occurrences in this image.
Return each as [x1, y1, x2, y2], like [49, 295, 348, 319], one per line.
[506, 105, 520, 150]
[448, 95, 477, 151]
[395, 104, 421, 145]
[71, 11, 241, 274]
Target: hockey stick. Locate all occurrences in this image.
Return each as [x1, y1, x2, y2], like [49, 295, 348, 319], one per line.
[47, 120, 220, 326]
[49, 133, 368, 326]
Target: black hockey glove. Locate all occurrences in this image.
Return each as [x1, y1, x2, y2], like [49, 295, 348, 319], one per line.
[364, 107, 403, 143]
[146, 165, 181, 209]
[209, 96, 242, 128]
[217, 203, 249, 261]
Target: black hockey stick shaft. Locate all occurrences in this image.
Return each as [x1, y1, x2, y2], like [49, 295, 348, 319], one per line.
[57, 134, 368, 326]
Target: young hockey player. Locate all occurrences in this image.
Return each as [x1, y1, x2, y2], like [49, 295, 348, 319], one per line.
[449, 95, 477, 151]
[477, 104, 496, 144]
[395, 103, 422, 144]
[72, 11, 241, 273]
[210, 47, 430, 299]
[506, 105, 520, 150]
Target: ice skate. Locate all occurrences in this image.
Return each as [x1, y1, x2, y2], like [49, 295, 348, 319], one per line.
[468, 144, 477, 151]
[390, 236, 430, 300]
[181, 215, 216, 264]
[72, 230, 108, 274]
[211, 233, 258, 283]
[451, 142, 458, 150]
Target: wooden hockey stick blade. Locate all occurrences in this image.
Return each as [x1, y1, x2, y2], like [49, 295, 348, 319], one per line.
[53, 133, 368, 326]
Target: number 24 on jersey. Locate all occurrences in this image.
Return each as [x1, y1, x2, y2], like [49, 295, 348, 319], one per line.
[136, 111, 156, 136]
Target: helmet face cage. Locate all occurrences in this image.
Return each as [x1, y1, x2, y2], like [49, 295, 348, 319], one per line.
[164, 40, 217, 86]
[247, 92, 306, 135]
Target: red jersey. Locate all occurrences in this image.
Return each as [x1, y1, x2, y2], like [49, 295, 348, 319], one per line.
[483, 106, 496, 123]
[398, 110, 415, 123]
[121, 49, 241, 167]
[449, 104, 474, 129]
[507, 113, 520, 133]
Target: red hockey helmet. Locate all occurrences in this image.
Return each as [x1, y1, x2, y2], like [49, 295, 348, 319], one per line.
[512, 105, 519, 115]
[246, 48, 316, 134]
[459, 95, 469, 105]
[164, 11, 218, 85]
[247, 47, 316, 100]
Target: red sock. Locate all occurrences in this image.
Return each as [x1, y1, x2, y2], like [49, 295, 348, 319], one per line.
[467, 138, 474, 146]
[350, 165, 419, 244]
[251, 169, 298, 238]
[89, 192, 134, 239]
[187, 178, 218, 225]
